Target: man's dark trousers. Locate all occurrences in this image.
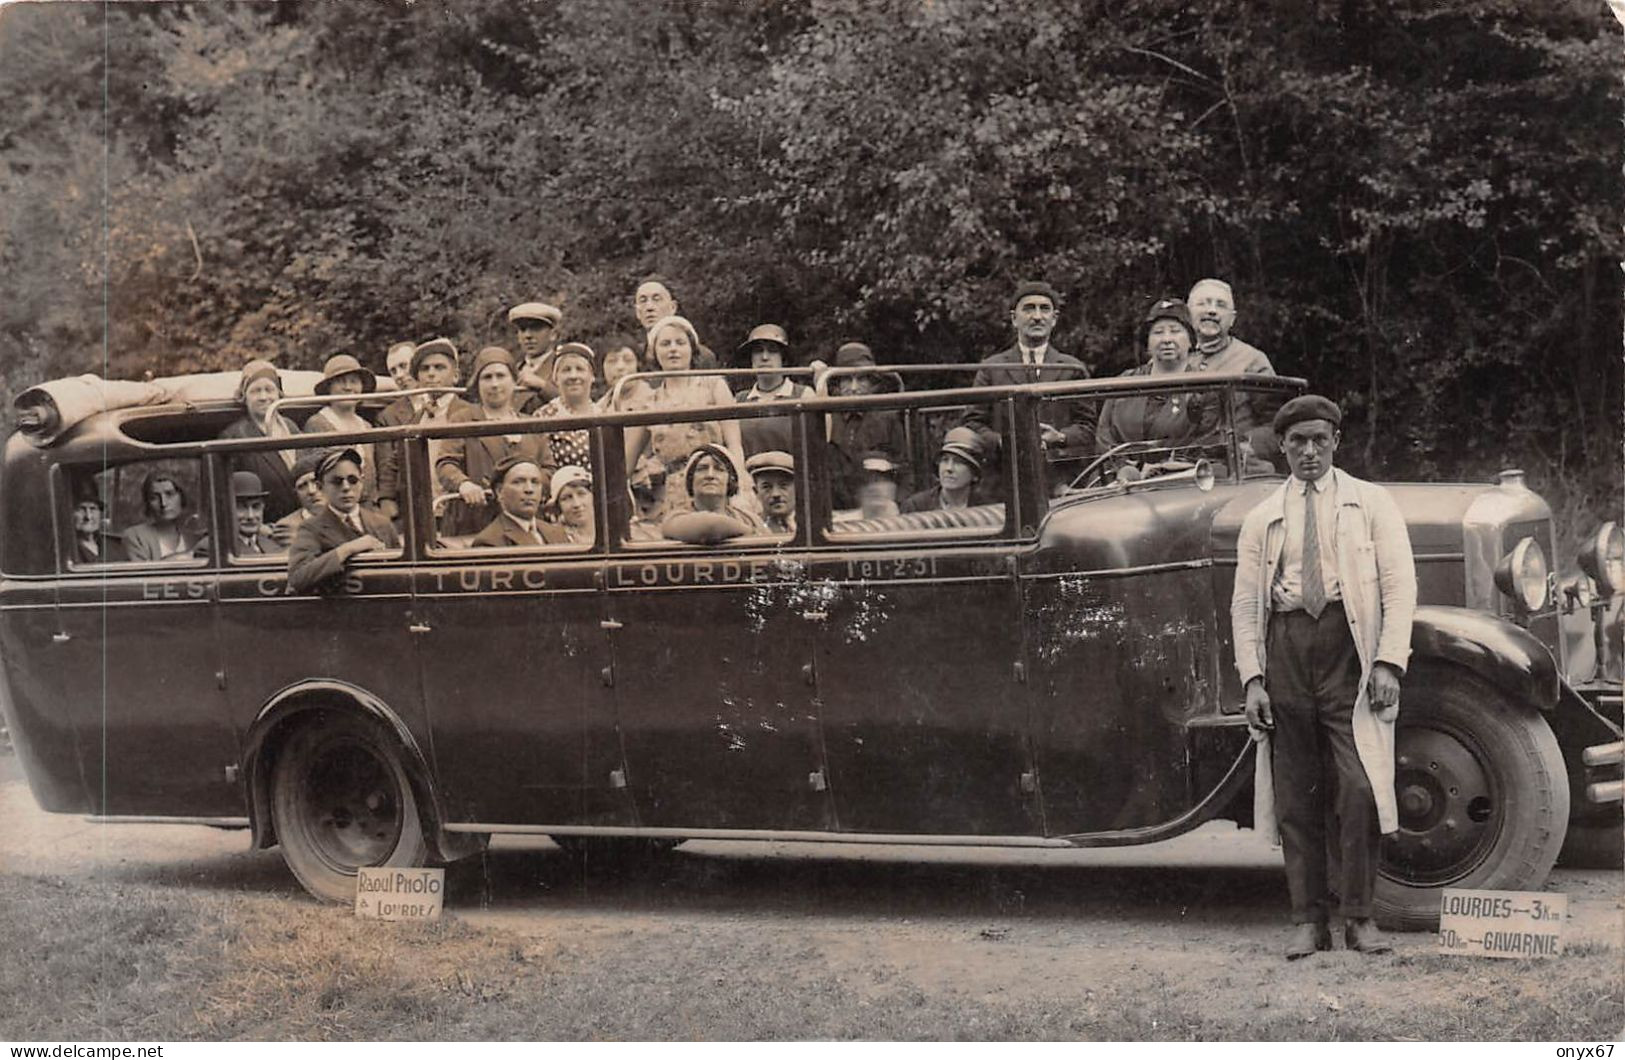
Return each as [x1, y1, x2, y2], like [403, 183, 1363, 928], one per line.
[1266, 601, 1380, 925]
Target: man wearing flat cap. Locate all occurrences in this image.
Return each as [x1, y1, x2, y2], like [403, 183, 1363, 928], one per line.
[746, 450, 797, 535]
[1230, 394, 1416, 959]
[963, 280, 1096, 492]
[375, 339, 471, 522]
[288, 448, 401, 595]
[510, 301, 564, 409]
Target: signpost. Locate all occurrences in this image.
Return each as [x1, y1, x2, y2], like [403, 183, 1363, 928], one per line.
[1437, 888, 1566, 958]
[354, 866, 445, 921]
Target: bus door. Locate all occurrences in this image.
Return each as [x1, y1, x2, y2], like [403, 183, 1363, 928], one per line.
[605, 539, 832, 832]
[410, 432, 625, 827]
[50, 456, 242, 817]
[805, 397, 1041, 837]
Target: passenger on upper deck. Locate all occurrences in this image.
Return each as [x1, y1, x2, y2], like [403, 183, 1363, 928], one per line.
[287, 448, 400, 595]
[385, 341, 417, 393]
[660, 443, 767, 544]
[900, 427, 985, 514]
[224, 470, 282, 557]
[71, 486, 124, 564]
[596, 337, 651, 410]
[622, 315, 746, 520]
[532, 343, 598, 472]
[747, 451, 796, 535]
[375, 338, 468, 521]
[304, 354, 380, 507]
[271, 450, 326, 545]
[632, 277, 718, 370]
[1187, 278, 1275, 436]
[437, 346, 558, 537]
[549, 464, 596, 546]
[963, 280, 1095, 470]
[218, 358, 302, 523]
[1095, 298, 1214, 452]
[510, 301, 563, 410]
[734, 324, 809, 457]
[825, 342, 910, 509]
[470, 456, 567, 548]
[124, 470, 205, 562]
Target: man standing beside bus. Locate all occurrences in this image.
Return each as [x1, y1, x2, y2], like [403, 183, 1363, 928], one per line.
[1231, 395, 1416, 959]
[288, 448, 400, 595]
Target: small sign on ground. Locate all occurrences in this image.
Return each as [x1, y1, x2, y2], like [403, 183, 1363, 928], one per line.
[1437, 887, 1566, 958]
[355, 866, 445, 921]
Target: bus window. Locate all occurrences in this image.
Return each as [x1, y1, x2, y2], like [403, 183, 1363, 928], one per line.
[826, 398, 1009, 540]
[65, 459, 208, 568]
[429, 436, 595, 554]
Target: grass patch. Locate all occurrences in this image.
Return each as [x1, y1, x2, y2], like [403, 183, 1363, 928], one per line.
[0, 874, 1619, 1041]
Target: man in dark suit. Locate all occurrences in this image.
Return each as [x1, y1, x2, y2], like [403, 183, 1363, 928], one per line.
[288, 448, 401, 595]
[227, 470, 283, 557]
[962, 280, 1095, 491]
[374, 338, 472, 523]
[469, 457, 568, 548]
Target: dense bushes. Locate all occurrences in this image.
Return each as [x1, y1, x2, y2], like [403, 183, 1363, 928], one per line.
[0, 0, 1617, 529]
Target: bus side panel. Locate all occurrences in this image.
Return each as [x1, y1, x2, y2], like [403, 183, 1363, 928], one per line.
[0, 594, 92, 812]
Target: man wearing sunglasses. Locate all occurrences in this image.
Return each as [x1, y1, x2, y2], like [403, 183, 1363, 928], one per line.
[288, 447, 401, 595]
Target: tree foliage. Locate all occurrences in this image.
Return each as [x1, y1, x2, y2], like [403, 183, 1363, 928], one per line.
[0, 0, 1618, 527]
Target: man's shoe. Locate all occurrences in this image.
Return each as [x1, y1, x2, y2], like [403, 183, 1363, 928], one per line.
[1285, 922, 1332, 960]
[1345, 918, 1393, 954]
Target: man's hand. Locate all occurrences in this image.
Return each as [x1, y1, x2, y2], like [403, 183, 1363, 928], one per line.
[1244, 677, 1273, 740]
[267, 522, 292, 546]
[1369, 662, 1403, 722]
[457, 480, 488, 506]
[345, 533, 386, 556]
[1039, 423, 1066, 447]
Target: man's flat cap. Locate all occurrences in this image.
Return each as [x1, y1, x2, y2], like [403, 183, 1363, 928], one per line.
[1272, 394, 1343, 435]
[746, 450, 796, 478]
[316, 447, 364, 481]
[508, 302, 562, 327]
[490, 455, 548, 492]
[410, 338, 459, 376]
[1012, 280, 1062, 310]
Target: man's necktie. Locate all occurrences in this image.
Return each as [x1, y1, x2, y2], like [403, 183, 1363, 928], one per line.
[1302, 484, 1326, 619]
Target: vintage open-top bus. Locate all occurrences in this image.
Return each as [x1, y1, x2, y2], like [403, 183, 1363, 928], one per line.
[1, 368, 1618, 925]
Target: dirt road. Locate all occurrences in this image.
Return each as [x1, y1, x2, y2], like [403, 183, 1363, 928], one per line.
[3, 752, 1620, 1039]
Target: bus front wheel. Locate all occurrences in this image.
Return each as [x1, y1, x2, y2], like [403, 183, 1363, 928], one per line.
[272, 714, 429, 903]
[1374, 671, 1569, 930]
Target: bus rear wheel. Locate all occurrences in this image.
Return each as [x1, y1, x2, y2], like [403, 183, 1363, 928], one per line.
[272, 714, 429, 903]
[1374, 672, 1569, 930]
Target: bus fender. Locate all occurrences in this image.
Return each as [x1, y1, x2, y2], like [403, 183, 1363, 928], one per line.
[1409, 605, 1559, 713]
[241, 680, 469, 861]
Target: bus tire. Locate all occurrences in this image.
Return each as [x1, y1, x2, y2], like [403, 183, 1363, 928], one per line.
[1374, 671, 1569, 930]
[272, 713, 429, 903]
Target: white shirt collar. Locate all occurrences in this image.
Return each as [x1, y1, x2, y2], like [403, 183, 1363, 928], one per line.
[1018, 343, 1049, 364]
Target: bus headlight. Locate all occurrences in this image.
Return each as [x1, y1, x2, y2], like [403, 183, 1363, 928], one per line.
[1578, 521, 1625, 598]
[1495, 537, 1550, 612]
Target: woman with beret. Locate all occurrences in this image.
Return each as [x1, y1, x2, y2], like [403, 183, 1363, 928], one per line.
[304, 353, 380, 507]
[622, 315, 746, 520]
[1095, 298, 1213, 452]
[532, 342, 598, 472]
[437, 346, 557, 538]
[218, 358, 303, 522]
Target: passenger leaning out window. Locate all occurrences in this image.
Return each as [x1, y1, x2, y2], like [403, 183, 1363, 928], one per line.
[287, 448, 400, 595]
